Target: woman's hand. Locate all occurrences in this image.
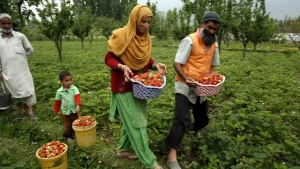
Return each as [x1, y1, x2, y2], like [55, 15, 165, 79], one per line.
[117, 64, 133, 82]
[122, 65, 133, 82]
[155, 63, 167, 76]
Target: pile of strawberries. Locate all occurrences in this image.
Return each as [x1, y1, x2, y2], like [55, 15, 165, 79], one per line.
[37, 141, 66, 158]
[132, 72, 164, 87]
[196, 73, 223, 85]
[73, 116, 96, 127]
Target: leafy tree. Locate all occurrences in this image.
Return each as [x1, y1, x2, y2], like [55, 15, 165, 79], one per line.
[87, 25, 99, 45]
[207, 0, 237, 52]
[0, 0, 42, 31]
[22, 20, 47, 41]
[0, 0, 14, 16]
[120, 1, 138, 26]
[154, 13, 168, 40]
[180, 0, 237, 52]
[72, 7, 93, 49]
[94, 0, 114, 18]
[166, 8, 192, 41]
[35, 0, 73, 61]
[222, 31, 234, 47]
[165, 9, 178, 39]
[97, 17, 119, 40]
[146, 0, 158, 35]
[181, 0, 209, 29]
[73, 0, 100, 16]
[282, 16, 300, 50]
[16, 0, 42, 30]
[177, 9, 192, 40]
[250, 0, 277, 51]
[231, 0, 254, 57]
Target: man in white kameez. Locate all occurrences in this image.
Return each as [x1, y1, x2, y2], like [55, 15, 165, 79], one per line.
[0, 13, 38, 120]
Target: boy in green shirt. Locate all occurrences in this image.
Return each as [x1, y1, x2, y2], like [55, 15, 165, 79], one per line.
[53, 71, 82, 143]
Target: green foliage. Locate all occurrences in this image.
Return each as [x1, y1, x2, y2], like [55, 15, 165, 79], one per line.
[120, 1, 138, 26]
[146, 0, 158, 35]
[1, 41, 300, 169]
[153, 14, 168, 40]
[166, 8, 192, 41]
[73, 0, 138, 22]
[22, 21, 48, 41]
[0, 0, 42, 31]
[231, 0, 254, 57]
[208, 0, 237, 51]
[72, 7, 93, 49]
[250, 0, 277, 51]
[180, 0, 210, 27]
[97, 17, 120, 40]
[35, 0, 73, 61]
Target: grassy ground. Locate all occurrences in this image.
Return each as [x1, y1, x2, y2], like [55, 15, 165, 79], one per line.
[0, 40, 299, 169]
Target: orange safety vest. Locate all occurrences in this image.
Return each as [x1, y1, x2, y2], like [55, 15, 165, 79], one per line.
[175, 32, 216, 82]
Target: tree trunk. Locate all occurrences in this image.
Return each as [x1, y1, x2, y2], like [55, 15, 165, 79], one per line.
[254, 44, 257, 51]
[59, 36, 63, 62]
[54, 41, 61, 61]
[81, 38, 84, 50]
[89, 34, 94, 45]
[243, 43, 247, 58]
[17, 0, 24, 31]
[54, 36, 63, 62]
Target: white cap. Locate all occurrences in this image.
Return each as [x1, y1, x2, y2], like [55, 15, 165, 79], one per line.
[0, 13, 12, 20]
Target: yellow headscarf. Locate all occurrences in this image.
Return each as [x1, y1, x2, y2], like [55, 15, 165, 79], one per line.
[108, 5, 153, 70]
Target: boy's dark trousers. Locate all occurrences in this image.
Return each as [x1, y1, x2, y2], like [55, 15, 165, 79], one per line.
[166, 93, 209, 149]
[62, 113, 78, 138]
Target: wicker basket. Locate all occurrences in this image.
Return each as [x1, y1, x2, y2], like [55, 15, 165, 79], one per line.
[194, 76, 225, 96]
[131, 76, 166, 99]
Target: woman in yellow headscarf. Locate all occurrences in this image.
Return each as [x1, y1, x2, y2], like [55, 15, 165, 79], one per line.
[105, 4, 167, 169]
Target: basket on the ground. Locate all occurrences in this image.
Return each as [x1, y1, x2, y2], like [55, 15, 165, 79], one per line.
[36, 143, 68, 169]
[72, 118, 97, 147]
[131, 76, 166, 99]
[194, 76, 225, 96]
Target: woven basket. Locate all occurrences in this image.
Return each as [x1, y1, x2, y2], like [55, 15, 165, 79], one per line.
[131, 76, 166, 99]
[194, 76, 225, 96]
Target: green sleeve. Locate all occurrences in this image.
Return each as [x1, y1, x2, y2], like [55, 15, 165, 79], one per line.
[55, 90, 61, 100]
[74, 86, 80, 95]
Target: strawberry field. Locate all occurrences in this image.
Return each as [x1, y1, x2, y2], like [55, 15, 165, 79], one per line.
[0, 40, 299, 169]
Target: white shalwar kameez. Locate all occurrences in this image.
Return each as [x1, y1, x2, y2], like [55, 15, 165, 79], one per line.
[0, 31, 36, 105]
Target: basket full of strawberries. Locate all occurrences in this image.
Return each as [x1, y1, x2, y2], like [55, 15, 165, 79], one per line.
[131, 72, 166, 99]
[194, 73, 225, 96]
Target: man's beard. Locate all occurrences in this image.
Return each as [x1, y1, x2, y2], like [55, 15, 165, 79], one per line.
[202, 29, 216, 46]
[2, 28, 12, 34]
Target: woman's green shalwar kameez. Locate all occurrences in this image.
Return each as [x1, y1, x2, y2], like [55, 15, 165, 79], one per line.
[110, 92, 157, 169]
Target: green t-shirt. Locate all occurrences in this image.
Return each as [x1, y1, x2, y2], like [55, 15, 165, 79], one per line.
[55, 85, 80, 115]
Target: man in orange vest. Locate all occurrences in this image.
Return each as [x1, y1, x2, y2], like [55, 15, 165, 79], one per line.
[165, 11, 221, 169]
